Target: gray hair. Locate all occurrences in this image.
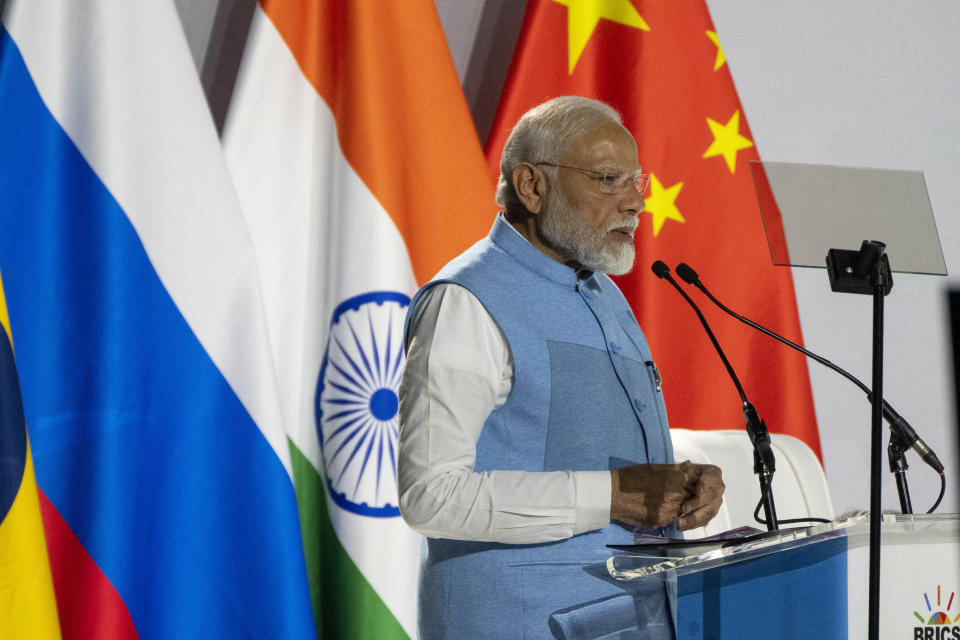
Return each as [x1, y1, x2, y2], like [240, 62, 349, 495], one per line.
[494, 96, 623, 210]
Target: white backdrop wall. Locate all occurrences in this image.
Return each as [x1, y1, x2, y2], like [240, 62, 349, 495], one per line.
[177, 0, 959, 517]
[699, 0, 960, 516]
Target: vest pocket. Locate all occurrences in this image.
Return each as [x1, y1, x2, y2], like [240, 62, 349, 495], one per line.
[432, 562, 522, 639]
[645, 361, 670, 434]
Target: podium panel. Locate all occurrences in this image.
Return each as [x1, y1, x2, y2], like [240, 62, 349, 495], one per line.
[676, 536, 847, 639]
[845, 516, 960, 639]
[606, 514, 959, 640]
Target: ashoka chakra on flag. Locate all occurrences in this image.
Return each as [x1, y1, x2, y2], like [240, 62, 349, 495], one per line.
[315, 291, 410, 518]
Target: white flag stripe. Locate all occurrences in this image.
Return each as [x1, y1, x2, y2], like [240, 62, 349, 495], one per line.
[223, 6, 420, 635]
[4, 1, 291, 472]
[223, 5, 419, 469]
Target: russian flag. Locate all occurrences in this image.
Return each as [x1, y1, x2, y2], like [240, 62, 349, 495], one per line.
[0, 2, 314, 637]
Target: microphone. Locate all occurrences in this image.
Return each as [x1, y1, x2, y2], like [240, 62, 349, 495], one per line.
[651, 260, 779, 528]
[675, 262, 944, 474]
[651, 261, 748, 403]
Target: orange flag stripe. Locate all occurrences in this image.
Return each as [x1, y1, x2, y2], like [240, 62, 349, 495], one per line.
[259, 0, 494, 285]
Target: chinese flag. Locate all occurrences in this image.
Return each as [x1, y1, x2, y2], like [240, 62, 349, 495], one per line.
[485, 0, 821, 459]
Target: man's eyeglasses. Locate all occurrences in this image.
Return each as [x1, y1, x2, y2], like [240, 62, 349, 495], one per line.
[534, 162, 650, 196]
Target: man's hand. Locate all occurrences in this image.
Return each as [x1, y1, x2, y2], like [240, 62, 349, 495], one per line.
[610, 461, 724, 531]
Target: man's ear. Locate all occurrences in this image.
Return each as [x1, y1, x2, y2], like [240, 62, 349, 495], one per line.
[511, 162, 547, 215]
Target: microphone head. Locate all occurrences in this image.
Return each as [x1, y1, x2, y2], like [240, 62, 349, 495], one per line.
[651, 260, 671, 279]
[676, 263, 699, 285]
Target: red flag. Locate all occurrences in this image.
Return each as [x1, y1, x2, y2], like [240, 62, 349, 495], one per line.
[485, 0, 821, 458]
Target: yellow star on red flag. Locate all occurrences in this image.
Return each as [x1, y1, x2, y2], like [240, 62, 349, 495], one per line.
[643, 173, 684, 236]
[552, 0, 649, 74]
[703, 110, 753, 173]
[706, 30, 725, 70]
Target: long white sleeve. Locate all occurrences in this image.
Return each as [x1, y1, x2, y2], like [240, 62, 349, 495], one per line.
[397, 283, 611, 544]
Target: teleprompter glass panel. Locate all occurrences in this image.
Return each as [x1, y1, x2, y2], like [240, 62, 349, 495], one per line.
[749, 161, 946, 275]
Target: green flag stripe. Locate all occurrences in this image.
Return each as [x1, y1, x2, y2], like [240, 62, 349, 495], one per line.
[288, 439, 410, 639]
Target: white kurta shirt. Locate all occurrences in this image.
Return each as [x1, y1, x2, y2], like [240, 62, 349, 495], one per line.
[398, 279, 612, 544]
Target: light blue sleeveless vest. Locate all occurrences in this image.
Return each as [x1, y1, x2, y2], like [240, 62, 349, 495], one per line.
[405, 216, 677, 639]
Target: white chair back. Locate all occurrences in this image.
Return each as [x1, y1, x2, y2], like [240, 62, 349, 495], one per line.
[670, 428, 835, 538]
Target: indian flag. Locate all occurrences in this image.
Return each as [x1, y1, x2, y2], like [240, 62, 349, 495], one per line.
[222, 1, 494, 637]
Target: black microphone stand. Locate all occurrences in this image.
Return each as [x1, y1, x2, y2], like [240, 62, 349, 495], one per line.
[743, 402, 778, 531]
[651, 261, 779, 531]
[675, 261, 944, 510]
[888, 431, 913, 514]
[826, 240, 891, 640]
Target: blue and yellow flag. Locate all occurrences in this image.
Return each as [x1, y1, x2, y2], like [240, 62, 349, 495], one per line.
[0, 271, 61, 639]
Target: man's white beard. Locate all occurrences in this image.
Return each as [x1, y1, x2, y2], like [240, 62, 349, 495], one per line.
[538, 186, 636, 275]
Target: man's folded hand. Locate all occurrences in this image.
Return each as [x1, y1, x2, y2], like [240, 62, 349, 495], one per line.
[610, 461, 725, 530]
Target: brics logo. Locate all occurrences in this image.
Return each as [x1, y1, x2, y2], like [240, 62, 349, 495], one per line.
[913, 585, 960, 639]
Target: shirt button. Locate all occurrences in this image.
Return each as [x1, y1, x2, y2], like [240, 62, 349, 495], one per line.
[633, 398, 643, 411]
[609, 341, 620, 353]
[651, 456, 659, 463]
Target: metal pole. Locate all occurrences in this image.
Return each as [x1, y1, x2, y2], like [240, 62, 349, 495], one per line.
[867, 262, 886, 640]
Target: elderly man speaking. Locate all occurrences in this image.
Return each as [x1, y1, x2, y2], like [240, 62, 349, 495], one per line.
[398, 96, 725, 639]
